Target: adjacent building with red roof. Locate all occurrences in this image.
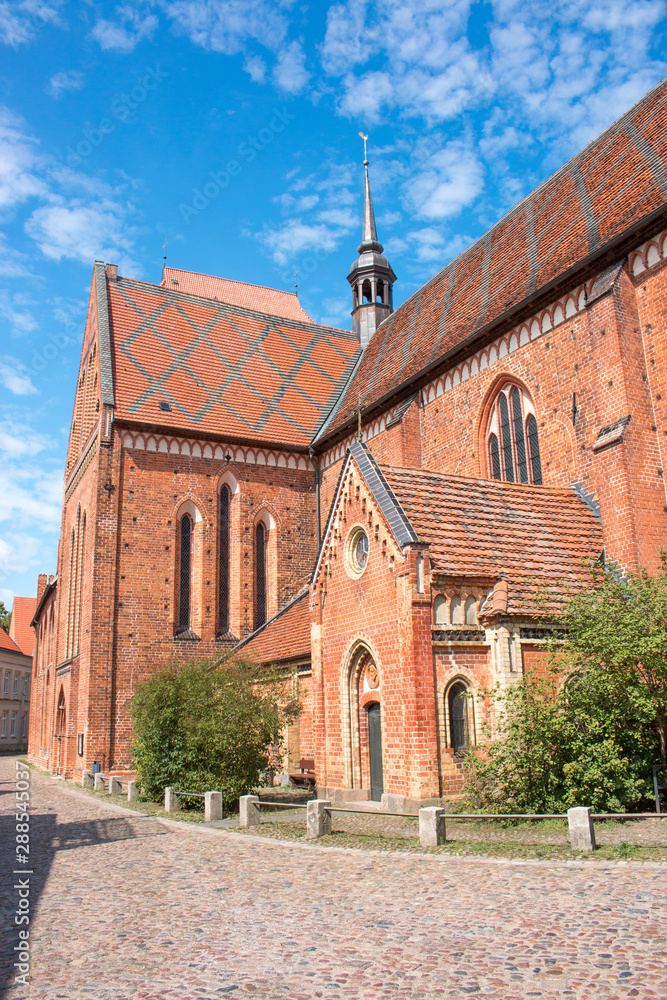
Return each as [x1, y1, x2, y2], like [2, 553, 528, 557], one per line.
[28, 78, 667, 803]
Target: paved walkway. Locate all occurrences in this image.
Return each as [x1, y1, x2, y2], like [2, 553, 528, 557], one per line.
[1, 757, 666, 1000]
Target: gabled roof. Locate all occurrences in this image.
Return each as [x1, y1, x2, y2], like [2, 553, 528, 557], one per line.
[0, 628, 25, 656]
[107, 275, 360, 449]
[9, 597, 37, 656]
[161, 267, 313, 323]
[382, 466, 604, 616]
[321, 77, 667, 442]
[233, 588, 310, 664]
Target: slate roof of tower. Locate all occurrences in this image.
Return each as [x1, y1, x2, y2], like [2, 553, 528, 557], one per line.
[381, 465, 604, 616]
[161, 267, 314, 322]
[233, 588, 310, 664]
[318, 77, 667, 443]
[105, 275, 360, 449]
[9, 597, 37, 657]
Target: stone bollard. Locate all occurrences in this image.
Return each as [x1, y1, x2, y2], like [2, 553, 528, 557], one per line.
[568, 806, 596, 853]
[306, 799, 332, 839]
[127, 780, 139, 803]
[108, 776, 122, 796]
[205, 791, 223, 823]
[94, 773, 105, 792]
[164, 786, 180, 813]
[419, 807, 447, 848]
[81, 771, 93, 788]
[239, 794, 260, 827]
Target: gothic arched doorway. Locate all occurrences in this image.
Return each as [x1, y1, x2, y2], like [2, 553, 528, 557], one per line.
[55, 688, 66, 774]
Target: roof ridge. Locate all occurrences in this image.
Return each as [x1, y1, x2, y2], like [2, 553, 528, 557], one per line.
[162, 266, 303, 302]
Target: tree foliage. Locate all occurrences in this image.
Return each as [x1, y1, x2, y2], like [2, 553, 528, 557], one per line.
[130, 655, 300, 809]
[0, 601, 10, 634]
[465, 557, 667, 814]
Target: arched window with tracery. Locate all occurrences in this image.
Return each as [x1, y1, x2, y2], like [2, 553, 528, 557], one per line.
[218, 486, 231, 635]
[447, 681, 469, 754]
[486, 382, 542, 485]
[254, 521, 267, 629]
[178, 513, 193, 633]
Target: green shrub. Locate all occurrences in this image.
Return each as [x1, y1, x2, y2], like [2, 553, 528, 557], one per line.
[130, 655, 299, 810]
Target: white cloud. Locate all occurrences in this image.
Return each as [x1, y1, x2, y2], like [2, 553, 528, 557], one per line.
[0, 105, 48, 210]
[162, 0, 295, 55]
[91, 5, 158, 53]
[338, 71, 394, 122]
[244, 53, 267, 84]
[408, 227, 472, 265]
[0, 359, 37, 396]
[0, 234, 31, 278]
[0, 419, 53, 459]
[406, 141, 484, 221]
[259, 220, 341, 267]
[48, 69, 84, 98]
[0, 289, 38, 335]
[273, 39, 310, 95]
[25, 198, 140, 272]
[0, 0, 61, 47]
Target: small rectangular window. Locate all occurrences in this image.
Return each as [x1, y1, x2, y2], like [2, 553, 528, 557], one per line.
[23, 675, 29, 697]
[13, 673, 19, 696]
[10, 713, 16, 737]
[3, 672, 9, 695]
[1, 713, 6, 737]
[21, 713, 27, 738]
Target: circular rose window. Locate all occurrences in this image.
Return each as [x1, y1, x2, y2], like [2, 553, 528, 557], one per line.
[345, 525, 370, 579]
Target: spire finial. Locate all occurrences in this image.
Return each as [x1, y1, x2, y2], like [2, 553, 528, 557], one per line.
[163, 237, 168, 267]
[358, 131, 369, 166]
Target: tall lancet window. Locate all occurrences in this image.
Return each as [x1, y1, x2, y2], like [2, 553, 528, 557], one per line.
[254, 521, 267, 630]
[178, 514, 193, 633]
[218, 486, 231, 635]
[486, 382, 542, 486]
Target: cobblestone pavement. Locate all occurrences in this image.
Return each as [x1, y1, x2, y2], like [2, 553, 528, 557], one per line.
[1, 757, 666, 1000]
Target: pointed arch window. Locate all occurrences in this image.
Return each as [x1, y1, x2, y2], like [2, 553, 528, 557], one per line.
[254, 521, 267, 630]
[218, 486, 231, 635]
[447, 681, 469, 755]
[178, 514, 193, 633]
[486, 382, 542, 485]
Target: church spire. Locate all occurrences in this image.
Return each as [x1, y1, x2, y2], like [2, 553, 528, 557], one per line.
[347, 135, 396, 349]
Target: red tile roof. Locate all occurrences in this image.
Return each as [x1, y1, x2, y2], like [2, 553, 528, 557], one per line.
[320, 78, 667, 442]
[161, 267, 314, 323]
[381, 466, 604, 616]
[234, 589, 310, 664]
[0, 628, 23, 655]
[9, 597, 37, 656]
[108, 277, 360, 449]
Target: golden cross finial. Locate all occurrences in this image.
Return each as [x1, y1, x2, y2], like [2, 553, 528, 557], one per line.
[358, 131, 369, 165]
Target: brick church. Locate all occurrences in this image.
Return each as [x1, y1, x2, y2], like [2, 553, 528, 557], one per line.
[29, 79, 667, 806]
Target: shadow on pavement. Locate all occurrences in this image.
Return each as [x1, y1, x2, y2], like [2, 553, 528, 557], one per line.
[0, 803, 166, 999]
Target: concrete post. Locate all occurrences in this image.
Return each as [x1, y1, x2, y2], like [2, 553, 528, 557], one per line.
[127, 780, 139, 803]
[108, 776, 122, 796]
[568, 806, 596, 852]
[164, 786, 180, 813]
[81, 771, 93, 788]
[419, 807, 447, 848]
[239, 794, 260, 827]
[306, 799, 331, 839]
[205, 791, 223, 822]
[93, 773, 105, 792]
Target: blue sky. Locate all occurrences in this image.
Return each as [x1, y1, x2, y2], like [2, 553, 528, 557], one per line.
[1, 0, 666, 610]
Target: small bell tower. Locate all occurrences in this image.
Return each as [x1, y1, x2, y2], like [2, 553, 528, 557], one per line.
[347, 135, 396, 348]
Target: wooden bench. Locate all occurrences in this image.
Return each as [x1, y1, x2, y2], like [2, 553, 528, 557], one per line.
[289, 758, 316, 790]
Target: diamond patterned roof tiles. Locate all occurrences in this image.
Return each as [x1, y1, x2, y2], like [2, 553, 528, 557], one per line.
[380, 466, 604, 616]
[108, 277, 360, 448]
[161, 267, 314, 322]
[322, 77, 667, 441]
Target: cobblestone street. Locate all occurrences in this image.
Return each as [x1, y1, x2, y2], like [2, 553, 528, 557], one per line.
[1, 757, 666, 1000]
